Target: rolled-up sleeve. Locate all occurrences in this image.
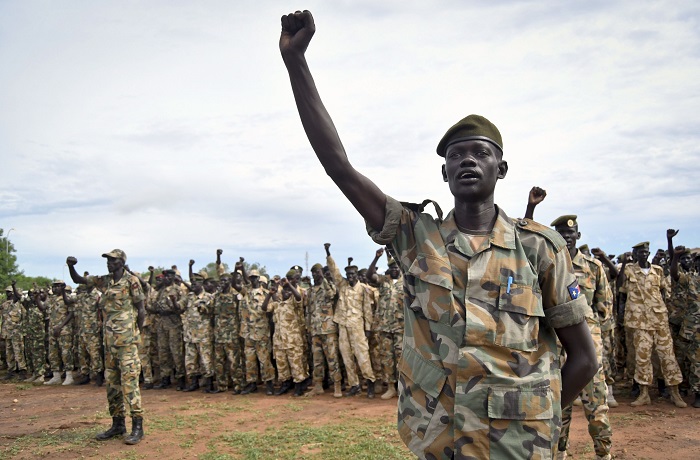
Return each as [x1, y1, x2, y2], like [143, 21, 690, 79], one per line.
[366, 195, 404, 245]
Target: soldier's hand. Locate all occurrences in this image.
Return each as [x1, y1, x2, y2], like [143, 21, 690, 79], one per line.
[148, 266, 154, 272]
[375, 248, 384, 258]
[324, 243, 331, 250]
[591, 247, 605, 259]
[280, 277, 289, 286]
[189, 259, 195, 267]
[217, 249, 223, 256]
[239, 257, 245, 263]
[235, 261, 243, 270]
[623, 252, 633, 263]
[674, 245, 687, 255]
[528, 187, 547, 206]
[667, 228, 679, 239]
[11, 279, 16, 287]
[66, 256, 78, 266]
[280, 10, 315, 58]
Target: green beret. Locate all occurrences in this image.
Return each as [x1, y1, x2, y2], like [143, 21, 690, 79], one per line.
[436, 114, 503, 157]
[311, 263, 323, 272]
[633, 241, 650, 250]
[285, 269, 297, 278]
[345, 265, 359, 272]
[550, 215, 578, 228]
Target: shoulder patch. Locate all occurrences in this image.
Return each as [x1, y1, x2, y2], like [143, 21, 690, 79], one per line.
[513, 218, 568, 251]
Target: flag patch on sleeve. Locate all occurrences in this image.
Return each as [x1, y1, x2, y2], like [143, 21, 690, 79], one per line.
[568, 281, 580, 300]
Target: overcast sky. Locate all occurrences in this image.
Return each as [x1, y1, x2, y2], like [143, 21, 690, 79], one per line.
[2, 0, 699, 285]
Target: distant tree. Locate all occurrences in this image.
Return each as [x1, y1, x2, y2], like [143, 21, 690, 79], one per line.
[0, 228, 22, 290]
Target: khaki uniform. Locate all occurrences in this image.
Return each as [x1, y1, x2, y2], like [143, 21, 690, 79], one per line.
[88, 273, 145, 418]
[268, 294, 308, 383]
[46, 295, 74, 373]
[328, 255, 376, 387]
[620, 263, 683, 386]
[367, 197, 589, 460]
[307, 279, 340, 384]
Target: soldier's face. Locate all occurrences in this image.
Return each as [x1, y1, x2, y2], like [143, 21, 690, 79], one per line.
[634, 248, 649, 265]
[192, 281, 203, 294]
[389, 266, 400, 279]
[442, 140, 507, 203]
[346, 268, 358, 286]
[311, 268, 323, 284]
[555, 226, 580, 252]
[106, 256, 123, 274]
[282, 286, 293, 300]
[250, 276, 260, 288]
[51, 285, 62, 295]
[680, 253, 692, 271]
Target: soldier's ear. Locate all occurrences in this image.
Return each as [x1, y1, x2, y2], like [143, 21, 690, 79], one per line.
[441, 165, 448, 182]
[497, 160, 508, 179]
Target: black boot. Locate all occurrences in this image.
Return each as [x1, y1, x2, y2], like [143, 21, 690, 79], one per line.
[3, 370, 16, 380]
[95, 416, 126, 441]
[275, 379, 293, 396]
[367, 379, 375, 399]
[266, 380, 275, 396]
[183, 376, 200, 392]
[175, 376, 186, 391]
[95, 371, 104, 387]
[153, 376, 171, 390]
[124, 417, 144, 445]
[241, 382, 257, 394]
[202, 377, 214, 393]
[693, 393, 700, 408]
[630, 381, 640, 398]
[345, 385, 361, 397]
[293, 382, 303, 397]
[76, 374, 91, 385]
[658, 379, 670, 398]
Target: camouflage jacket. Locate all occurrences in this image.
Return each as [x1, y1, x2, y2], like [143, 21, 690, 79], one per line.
[668, 272, 690, 326]
[152, 284, 183, 328]
[268, 295, 305, 349]
[620, 263, 669, 330]
[88, 272, 145, 347]
[327, 256, 373, 330]
[46, 295, 72, 336]
[571, 249, 613, 326]
[307, 279, 338, 335]
[1, 299, 23, 337]
[241, 286, 271, 341]
[181, 291, 213, 343]
[372, 274, 405, 334]
[74, 288, 101, 335]
[213, 289, 243, 343]
[367, 197, 588, 460]
[677, 272, 700, 338]
[23, 304, 45, 340]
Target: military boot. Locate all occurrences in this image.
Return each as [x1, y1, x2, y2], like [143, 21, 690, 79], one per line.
[669, 385, 687, 408]
[630, 385, 651, 406]
[241, 382, 257, 394]
[367, 379, 375, 399]
[630, 381, 640, 398]
[658, 379, 670, 399]
[153, 376, 171, 389]
[76, 373, 91, 385]
[124, 417, 144, 445]
[381, 385, 397, 400]
[693, 393, 700, 408]
[333, 382, 343, 398]
[33, 374, 45, 383]
[265, 380, 275, 396]
[23, 372, 37, 383]
[607, 385, 618, 408]
[44, 372, 62, 385]
[345, 384, 361, 397]
[16, 370, 28, 381]
[305, 382, 324, 397]
[293, 382, 304, 397]
[95, 416, 126, 441]
[3, 370, 16, 380]
[275, 379, 292, 396]
[183, 375, 200, 392]
[62, 371, 76, 385]
[95, 371, 104, 387]
[175, 376, 186, 391]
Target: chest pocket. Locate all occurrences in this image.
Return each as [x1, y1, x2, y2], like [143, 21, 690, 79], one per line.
[495, 282, 544, 352]
[406, 254, 454, 323]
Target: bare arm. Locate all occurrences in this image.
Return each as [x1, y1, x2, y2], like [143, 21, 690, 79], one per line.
[556, 321, 598, 406]
[366, 248, 384, 282]
[524, 186, 546, 220]
[280, 10, 386, 230]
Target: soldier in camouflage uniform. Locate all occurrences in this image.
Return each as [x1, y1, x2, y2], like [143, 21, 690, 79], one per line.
[181, 267, 214, 392]
[325, 244, 377, 398]
[305, 262, 341, 397]
[367, 248, 404, 400]
[550, 215, 613, 460]
[67, 284, 103, 385]
[280, 16, 598, 456]
[211, 271, 245, 393]
[139, 268, 158, 389]
[240, 269, 275, 395]
[592, 248, 620, 407]
[151, 269, 186, 390]
[666, 230, 693, 391]
[361, 267, 383, 389]
[619, 241, 686, 407]
[67, 250, 146, 445]
[669, 240, 700, 408]
[2, 283, 27, 380]
[264, 276, 309, 396]
[24, 289, 47, 382]
[36, 281, 75, 385]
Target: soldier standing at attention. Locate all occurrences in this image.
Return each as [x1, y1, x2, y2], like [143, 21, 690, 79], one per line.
[2, 282, 27, 380]
[211, 270, 245, 394]
[305, 261, 341, 397]
[618, 241, 687, 408]
[66, 250, 146, 445]
[181, 268, 215, 392]
[152, 269, 186, 391]
[280, 10, 596, 458]
[65, 283, 103, 386]
[36, 280, 75, 385]
[367, 248, 405, 400]
[324, 243, 376, 398]
[25, 289, 47, 383]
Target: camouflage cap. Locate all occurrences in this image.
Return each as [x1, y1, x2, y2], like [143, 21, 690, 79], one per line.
[248, 269, 260, 278]
[198, 269, 209, 280]
[633, 241, 650, 250]
[550, 215, 578, 228]
[436, 114, 503, 157]
[192, 273, 205, 282]
[259, 275, 268, 284]
[52, 280, 66, 286]
[345, 265, 359, 272]
[64, 285, 72, 292]
[102, 249, 127, 262]
[219, 272, 232, 279]
[387, 257, 398, 267]
[311, 263, 323, 272]
[5, 286, 12, 292]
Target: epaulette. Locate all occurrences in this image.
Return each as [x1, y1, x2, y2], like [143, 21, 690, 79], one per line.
[513, 218, 568, 251]
[400, 199, 444, 222]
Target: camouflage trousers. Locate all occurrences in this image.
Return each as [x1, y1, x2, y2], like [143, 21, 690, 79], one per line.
[24, 334, 46, 376]
[680, 331, 700, 393]
[244, 338, 275, 383]
[274, 344, 308, 383]
[671, 323, 691, 387]
[215, 340, 244, 390]
[5, 334, 27, 371]
[632, 325, 683, 386]
[378, 331, 403, 384]
[0, 338, 6, 369]
[311, 333, 341, 384]
[185, 341, 213, 378]
[338, 324, 375, 387]
[48, 333, 74, 372]
[558, 322, 611, 457]
[138, 326, 154, 384]
[105, 342, 143, 418]
[601, 327, 616, 385]
[368, 332, 382, 381]
[77, 333, 103, 376]
[156, 320, 185, 380]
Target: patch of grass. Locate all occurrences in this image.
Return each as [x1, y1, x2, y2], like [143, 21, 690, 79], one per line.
[0, 427, 100, 460]
[14, 384, 32, 391]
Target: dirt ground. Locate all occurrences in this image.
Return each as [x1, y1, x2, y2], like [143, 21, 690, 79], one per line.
[0, 379, 699, 459]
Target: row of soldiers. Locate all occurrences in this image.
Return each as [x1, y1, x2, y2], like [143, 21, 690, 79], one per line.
[0, 244, 406, 401]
